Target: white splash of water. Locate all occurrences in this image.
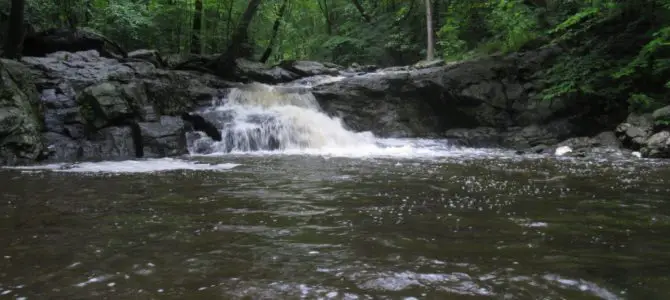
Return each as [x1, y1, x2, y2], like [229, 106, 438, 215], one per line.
[555, 146, 573, 156]
[190, 77, 492, 158]
[199, 80, 380, 154]
[3, 158, 240, 173]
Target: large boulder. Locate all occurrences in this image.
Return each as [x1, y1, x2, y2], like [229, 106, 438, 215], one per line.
[235, 58, 299, 84]
[614, 113, 654, 150]
[642, 131, 670, 158]
[279, 60, 340, 77]
[42, 126, 137, 162]
[0, 60, 47, 165]
[313, 46, 572, 140]
[76, 82, 138, 129]
[139, 116, 188, 158]
[127, 49, 166, 68]
[611, 108, 670, 158]
[313, 69, 452, 137]
[445, 119, 576, 149]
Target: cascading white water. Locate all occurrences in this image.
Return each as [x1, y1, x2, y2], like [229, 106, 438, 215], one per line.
[183, 76, 497, 158]
[189, 78, 378, 154]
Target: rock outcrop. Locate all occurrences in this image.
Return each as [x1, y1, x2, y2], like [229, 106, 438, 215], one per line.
[614, 107, 670, 158]
[0, 60, 46, 165]
[1, 50, 233, 165]
[1, 45, 668, 165]
[313, 46, 588, 144]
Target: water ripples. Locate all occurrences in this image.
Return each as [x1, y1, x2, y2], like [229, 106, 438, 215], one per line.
[1, 155, 670, 298]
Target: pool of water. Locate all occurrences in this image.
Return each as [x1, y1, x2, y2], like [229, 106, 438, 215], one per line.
[1, 148, 670, 299]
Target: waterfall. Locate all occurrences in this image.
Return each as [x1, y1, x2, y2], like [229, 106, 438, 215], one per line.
[187, 78, 377, 154]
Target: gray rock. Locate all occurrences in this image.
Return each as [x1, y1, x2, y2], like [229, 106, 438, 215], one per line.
[235, 58, 299, 83]
[76, 82, 134, 129]
[139, 116, 188, 158]
[313, 46, 574, 141]
[279, 60, 339, 77]
[81, 126, 137, 160]
[1, 50, 239, 165]
[21, 50, 142, 90]
[593, 131, 622, 148]
[642, 131, 670, 158]
[0, 60, 46, 165]
[128, 49, 165, 67]
[652, 105, 670, 123]
[415, 60, 445, 69]
[501, 120, 575, 149]
[43, 126, 137, 162]
[444, 127, 502, 147]
[42, 132, 83, 162]
[615, 113, 654, 150]
[346, 63, 378, 73]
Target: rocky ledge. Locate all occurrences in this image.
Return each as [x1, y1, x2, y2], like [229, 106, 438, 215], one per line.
[0, 50, 232, 165]
[312, 46, 670, 159]
[2, 47, 669, 166]
[0, 50, 373, 165]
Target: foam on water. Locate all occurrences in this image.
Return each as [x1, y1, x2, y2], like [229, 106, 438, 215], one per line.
[193, 138, 505, 159]
[3, 158, 240, 174]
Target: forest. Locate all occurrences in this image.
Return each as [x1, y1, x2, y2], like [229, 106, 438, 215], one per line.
[1, 0, 669, 114]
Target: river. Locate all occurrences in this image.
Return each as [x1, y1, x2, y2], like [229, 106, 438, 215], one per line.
[1, 79, 670, 299]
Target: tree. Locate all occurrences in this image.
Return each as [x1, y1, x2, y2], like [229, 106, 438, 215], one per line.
[6, 0, 668, 114]
[425, 0, 434, 61]
[213, 0, 263, 78]
[351, 0, 371, 22]
[260, 0, 290, 63]
[191, 0, 203, 54]
[3, 0, 26, 59]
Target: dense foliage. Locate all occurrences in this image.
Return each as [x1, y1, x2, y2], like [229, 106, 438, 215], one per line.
[1, 0, 669, 113]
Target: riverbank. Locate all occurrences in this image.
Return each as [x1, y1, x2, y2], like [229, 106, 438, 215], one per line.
[1, 45, 669, 165]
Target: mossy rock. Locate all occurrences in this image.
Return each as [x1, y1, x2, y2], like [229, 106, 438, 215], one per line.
[76, 81, 151, 130]
[0, 60, 46, 164]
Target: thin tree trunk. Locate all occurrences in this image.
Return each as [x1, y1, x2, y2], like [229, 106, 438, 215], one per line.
[351, 0, 371, 22]
[317, 0, 332, 34]
[260, 0, 289, 63]
[3, 0, 25, 59]
[399, 0, 415, 22]
[425, 0, 434, 60]
[432, 0, 439, 36]
[214, 0, 263, 78]
[225, 0, 235, 42]
[191, 0, 203, 54]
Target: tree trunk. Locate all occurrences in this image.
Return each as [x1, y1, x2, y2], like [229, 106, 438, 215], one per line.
[351, 0, 371, 22]
[191, 0, 203, 54]
[214, 0, 263, 78]
[260, 0, 289, 63]
[3, 0, 25, 59]
[318, 0, 333, 34]
[425, 0, 434, 61]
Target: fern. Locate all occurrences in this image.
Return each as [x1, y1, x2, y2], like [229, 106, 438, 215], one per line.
[614, 26, 670, 79]
[550, 7, 600, 34]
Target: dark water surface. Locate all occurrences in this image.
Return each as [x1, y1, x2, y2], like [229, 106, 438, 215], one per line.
[2, 154, 670, 299]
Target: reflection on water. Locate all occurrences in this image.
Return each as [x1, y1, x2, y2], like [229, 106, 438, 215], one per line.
[1, 154, 670, 299]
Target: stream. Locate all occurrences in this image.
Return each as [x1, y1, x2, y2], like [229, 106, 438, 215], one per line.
[1, 77, 670, 299]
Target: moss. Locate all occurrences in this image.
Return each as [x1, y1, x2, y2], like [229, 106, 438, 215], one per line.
[0, 60, 46, 163]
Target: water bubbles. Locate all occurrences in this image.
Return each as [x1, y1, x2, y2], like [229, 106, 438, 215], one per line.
[74, 275, 112, 287]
